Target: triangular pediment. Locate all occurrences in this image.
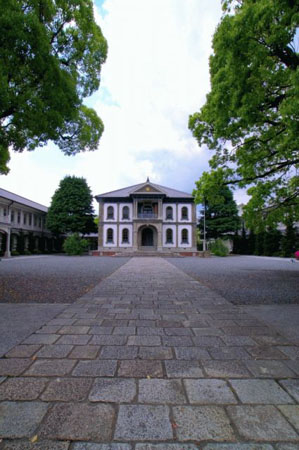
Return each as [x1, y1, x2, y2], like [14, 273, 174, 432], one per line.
[133, 183, 164, 194]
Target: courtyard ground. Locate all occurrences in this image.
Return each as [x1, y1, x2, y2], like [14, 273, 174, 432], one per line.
[169, 255, 299, 305]
[0, 256, 298, 448]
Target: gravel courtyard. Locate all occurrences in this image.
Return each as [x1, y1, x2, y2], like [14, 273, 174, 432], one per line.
[0, 256, 129, 303]
[168, 255, 299, 305]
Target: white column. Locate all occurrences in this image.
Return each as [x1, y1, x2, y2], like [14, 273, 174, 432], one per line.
[4, 229, 11, 258]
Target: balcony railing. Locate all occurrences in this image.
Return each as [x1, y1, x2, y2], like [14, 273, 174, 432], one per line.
[137, 212, 158, 219]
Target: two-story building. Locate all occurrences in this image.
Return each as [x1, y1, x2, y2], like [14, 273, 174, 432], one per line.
[0, 188, 54, 257]
[95, 179, 197, 255]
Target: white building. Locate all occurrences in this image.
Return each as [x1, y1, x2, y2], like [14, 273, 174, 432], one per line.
[95, 179, 197, 255]
[0, 188, 54, 257]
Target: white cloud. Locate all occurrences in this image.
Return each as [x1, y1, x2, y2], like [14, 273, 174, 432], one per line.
[1, 0, 223, 205]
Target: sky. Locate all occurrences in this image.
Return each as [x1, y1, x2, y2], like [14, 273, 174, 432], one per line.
[0, 0, 248, 209]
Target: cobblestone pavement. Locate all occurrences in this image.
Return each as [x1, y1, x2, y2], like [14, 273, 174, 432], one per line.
[0, 257, 298, 449]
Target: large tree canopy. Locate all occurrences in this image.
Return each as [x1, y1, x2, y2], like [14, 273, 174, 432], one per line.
[189, 0, 298, 228]
[46, 176, 97, 235]
[0, 0, 107, 174]
[194, 172, 240, 239]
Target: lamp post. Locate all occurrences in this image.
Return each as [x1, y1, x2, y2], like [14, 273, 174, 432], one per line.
[203, 198, 206, 252]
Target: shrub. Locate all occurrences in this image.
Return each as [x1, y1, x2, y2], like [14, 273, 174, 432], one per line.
[63, 233, 88, 256]
[23, 250, 31, 255]
[210, 239, 229, 257]
[11, 250, 20, 256]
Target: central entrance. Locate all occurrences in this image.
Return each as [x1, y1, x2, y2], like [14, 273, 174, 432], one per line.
[138, 225, 157, 250]
[142, 227, 153, 246]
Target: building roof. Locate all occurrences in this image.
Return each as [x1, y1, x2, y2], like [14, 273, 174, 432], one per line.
[96, 180, 193, 199]
[0, 188, 48, 212]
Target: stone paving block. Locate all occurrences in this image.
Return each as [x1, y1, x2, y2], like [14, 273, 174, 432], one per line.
[209, 347, 250, 360]
[74, 319, 102, 326]
[40, 377, 92, 401]
[139, 346, 173, 360]
[246, 346, 287, 360]
[73, 444, 132, 450]
[48, 318, 75, 326]
[202, 444, 274, 449]
[157, 321, 182, 328]
[202, 360, 252, 378]
[118, 360, 163, 377]
[36, 325, 61, 334]
[227, 405, 298, 441]
[221, 336, 256, 346]
[192, 327, 224, 336]
[128, 336, 161, 346]
[135, 445, 198, 449]
[99, 345, 138, 359]
[89, 326, 114, 335]
[56, 334, 91, 345]
[278, 406, 299, 433]
[162, 336, 194, 347]
[286, 361, 299, 376]
[89, 378, 136, 402]
[72, 360, 117, 376]
[230, 379, 294, 404]
[165, 360, 204, 378]
[0, 401, 48, 438]
[113, 327, 136, 335]
[137, 327, 165, 336]
[0, 358, 32, 376]
[114, 405, 173, 441]
[173, 405, 235, 441]
[245, 360, 296, 378]
[68, 345, 100, 359]
[129, 320, 156, 327]
[23, 334, 59, 344]
[25, 359, 76, 376]
[39, 402, 115, 441]
[58, 326, 90, 334]
[164, 328, 193, 336]
[184, 379, 237, 404]
[0, 376, 6, 384]
[5, 345, 41, 358]
[192, 336, 224, 346]
[90, 335, 127, 345]
[1, 440, 70, 449]
[0, 377, 47, 400]
[278, 346, 299, 360]
[36, 344, 73, 358]
[139, 379, 186, 404]
[254, 335, 292, 345]
[175, 347, 211, 360]
[279, 380, 299, 402]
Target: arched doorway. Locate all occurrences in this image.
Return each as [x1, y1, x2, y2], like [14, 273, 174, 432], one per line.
[138, 225, 157, 249]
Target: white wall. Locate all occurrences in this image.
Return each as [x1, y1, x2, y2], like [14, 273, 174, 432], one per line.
[162, 224, 176, 247]
[178, 204, 192, 223]
[178, 224, 193, 248]
[119, 203, 133, 222]
[103, 224, 118, 247]
[119, 224, 133, 247]
[163, 203, 176, 222]
[103, 203, 118, 222]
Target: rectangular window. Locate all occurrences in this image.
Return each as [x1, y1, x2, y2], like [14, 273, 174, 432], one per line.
[10, 210, 15, 222]
[17, 211, 21, 224]
[23, 213, 27, 225]
[3, 208, 7, 217]
[39, 217, 42, 228]
[29, 213, 32, 226]
[34, 214, 37, 226]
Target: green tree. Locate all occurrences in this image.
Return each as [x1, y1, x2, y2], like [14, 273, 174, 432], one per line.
[0, 0, 107, 174]
[194, 173, 240, 239]
[46, 176, 97, 235]
[189, 0, 299, 227]
[281, 219, 298, 257]
[263, 228, 282, 256]
[63, 233, 88, 255]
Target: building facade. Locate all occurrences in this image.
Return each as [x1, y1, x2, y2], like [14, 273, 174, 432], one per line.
[95, 179, 197, 255]
[0, 188, 54, 257]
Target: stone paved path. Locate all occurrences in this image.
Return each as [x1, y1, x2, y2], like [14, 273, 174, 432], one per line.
[0, 257, 298, 449]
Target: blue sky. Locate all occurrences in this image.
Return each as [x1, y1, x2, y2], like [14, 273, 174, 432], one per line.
[0, 0, 248, 208]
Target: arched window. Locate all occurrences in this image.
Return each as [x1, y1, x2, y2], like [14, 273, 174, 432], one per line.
[181, 206, 188, 220]
[181, 228, 188, 244]
[107, 206, 114, 220]
[166, 206, 173, 220]
[122, 228, 129, 243]
[122, 206, 129, 220]
[166, 228, 173, 244]
[107, 228, 114, 243]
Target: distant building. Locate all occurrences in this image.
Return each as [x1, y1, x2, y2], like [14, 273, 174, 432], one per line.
[95, 179, 197, 255]
[0, 188, 54, 257]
